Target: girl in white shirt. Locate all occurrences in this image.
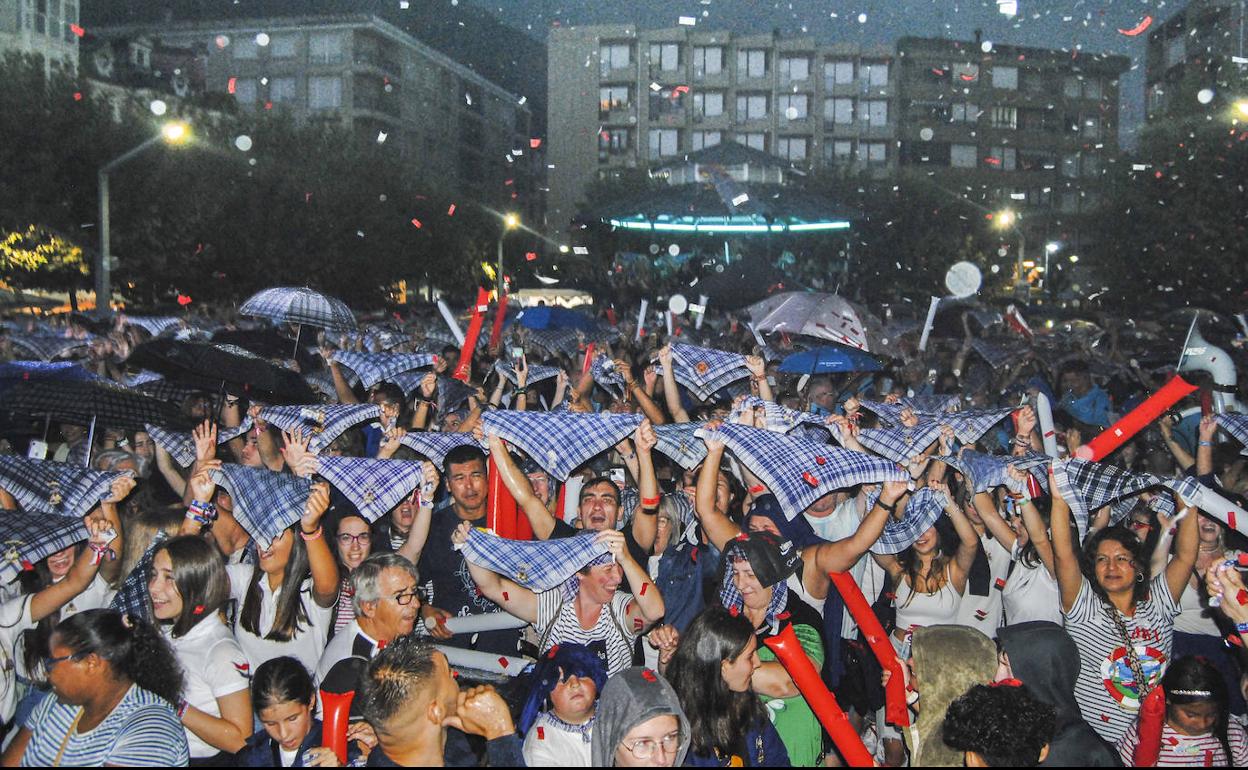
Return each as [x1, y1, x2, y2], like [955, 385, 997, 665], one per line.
[970, 475, 1062, 627]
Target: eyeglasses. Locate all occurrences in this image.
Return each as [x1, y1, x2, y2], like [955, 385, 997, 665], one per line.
[390, 588, 421, 606]
[622, 731, 681, 760]
[42, 651, 88, 672]
[336, 533, 372, 546]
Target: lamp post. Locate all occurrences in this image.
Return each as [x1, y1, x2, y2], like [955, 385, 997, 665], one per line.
[994, 208, 1027, 301]
[496, 212, 520, 298]
[96, 120, 191, 310]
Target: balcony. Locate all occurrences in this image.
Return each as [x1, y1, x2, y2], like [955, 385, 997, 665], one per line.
[353, 48, 402, 77]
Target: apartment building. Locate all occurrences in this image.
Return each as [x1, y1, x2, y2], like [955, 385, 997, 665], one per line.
[91, 14, 537, 220]
[0, 0, 79, 69]
[547, 24, 898, 233]
[1145, 0, 1246, 120]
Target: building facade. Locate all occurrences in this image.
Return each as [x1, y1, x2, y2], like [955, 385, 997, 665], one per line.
[92, 14, 538, 222]
[1145, 0, 1246, 121]
[0, 0, 79, 69]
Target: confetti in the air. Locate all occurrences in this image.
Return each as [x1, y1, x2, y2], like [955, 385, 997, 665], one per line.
[1117, 16, 1153, 36]
[377, 131, 388, 143]
[150, 100, 167, 116]
[411, 219, 423, 228]
[255, 32, 270, 47]
[678, 16, 697, 26]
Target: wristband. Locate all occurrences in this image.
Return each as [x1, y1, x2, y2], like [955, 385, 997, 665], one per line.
[1014, 436, 1030, 446]
[748, 484, 766, 495]
[1237, 621, 1248, 635]
[300, 525, 323, 541]
[640, 495, 660, 508]
[1199, 441, 1214, 447]
[88, 542, 115, 565]
[186, 500, 217, 527]
[177, 699, 190, 719]
[878, 499, 899, 513]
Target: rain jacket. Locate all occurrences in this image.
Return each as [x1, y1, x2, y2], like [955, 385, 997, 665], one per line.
[590, 667, 690, 767]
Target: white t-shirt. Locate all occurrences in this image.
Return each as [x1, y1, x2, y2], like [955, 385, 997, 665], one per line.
[1062, 575, 1180, 743]
[954, 533, 1011, 636]
[279, 746, 299, 767]
[522, 711, 593, 767]
[536, 590, 638, 677]
[165, 615, 251, 758]
[59, 572, 115, 618]
[0, 595, 34, 724]
[1001, 542, 1062, 626]
[226, 563, 333, 678]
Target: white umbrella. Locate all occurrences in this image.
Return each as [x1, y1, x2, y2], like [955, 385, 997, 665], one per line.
[747, 291, 886, 352]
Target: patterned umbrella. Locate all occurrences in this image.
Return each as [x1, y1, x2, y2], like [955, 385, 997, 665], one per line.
[127, 339, 316, 404]
[239, 287, 357, 332]
[4, 379, 190, 432]
[0, 456, 129, 517]
[747, 292, 886, 353]
[7, 334, 91, 361]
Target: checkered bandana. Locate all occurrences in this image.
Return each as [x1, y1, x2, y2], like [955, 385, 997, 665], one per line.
[524, 328, 582, 357]
[935, 449, 1051, 495]
[858, 396, 960, 427]
[459, 527, 610, 592]
[303, 370, 338, 400]
[397, 431, 487, 466]
[869, 487, 950, 555]
[438, 378, 478, 414]
[482, 410, 642, 481]
[1050, 460, 1209, 541]
[122, 369, 164, 388]
[652, 423, 709, 471]
[1217, 414, 1248, 457]
[109, 530, 169, 621]
[0, 456, 129, 518]
[0, 509, 91, 583]
[332, 352, 437, 390]
[8, 335, 90, 361]
[314, 456, 426, 522]
[493, 360, 562, 388]
[830, 421, 944, 464]
[669, 343, 750, 401]
[905, 395, 961, 414]
[144, 418, 254, 468]
[941, 407, 1017, 444]
[730, 396, 825, 435]
[590, 355, 626, 398]
[698, 422, 908, 520]
[211, 463, 313, 548]
[124, 316, 182, 337]
[259, 404, 381, 453]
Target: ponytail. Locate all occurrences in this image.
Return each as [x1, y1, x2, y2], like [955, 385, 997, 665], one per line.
[53, 609, 185, 705]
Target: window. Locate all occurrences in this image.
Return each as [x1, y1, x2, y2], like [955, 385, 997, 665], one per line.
[233, 77, 258, 105]
[1147, 83, 1166, 114]
[990, 106, 1017, 129]
[861, 99, 888, 127]
[1082, 153, 1101, 177]
[691, 130, 721, 151]
[270, 34, 297, 58]
[780, 56, 810, 82]
[826, 60, 854, 87]
[825, 97, 853, 124]
[1083, 78, 1102, 100]
[600, 43, 631, 76]
[736, 93, 768, 120]
[737, 49, 768, 79]
[1165, 36, 1186, 68]
[62, 1, 78, 43]
[825, 139, 854, 162]
[778, 93, 809, 120]
[233, 36, 259, 60]
[1019, 149, 1056, 171]
[986, 146, 1016, 171]
[925, 64, 952, 82]
[1063, 76, 1082, 99]
[648, 128, 679, 158]
[693, 46, 723, 77]
[777, 136, 808, 160]
[269, 77, 297, 103]
[859, 142, 887, 164]
[739, 132, 767, 151]
[600, 85, 630, 112]
[950, 102, 979, 124]
[861, 62, 889, 87]
[309, 32, 344, 64]
[649, 42, 680, 72]
[599, 128, 631, 158]
[951, 144, 977, 168]
[992, 66, 1018, 90]
[649, 87, 685, 119]
[693, 91, 724, 117]
[1061, 153, 1080, 179]
[1081, 114, 1101, 139]
[308, 75, 342, 110]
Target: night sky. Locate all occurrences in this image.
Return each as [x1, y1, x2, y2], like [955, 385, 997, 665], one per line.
[479, 0, 1184, 143]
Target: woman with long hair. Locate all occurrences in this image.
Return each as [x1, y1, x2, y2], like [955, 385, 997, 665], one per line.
[149, 535, 253, 765]
[227, 483, 338, 676]
[664, 606, 788, 767]
[1, 609, 189, 766]
[327, 509, 373, 634]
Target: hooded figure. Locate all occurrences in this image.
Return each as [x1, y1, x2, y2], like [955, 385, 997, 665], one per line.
[590, 667, 690, 767]
[908, 625, 997, 767]
[997, 621, 1121, 767]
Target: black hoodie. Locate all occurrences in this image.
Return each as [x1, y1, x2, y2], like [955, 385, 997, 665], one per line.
[997, 621, 1123, 767]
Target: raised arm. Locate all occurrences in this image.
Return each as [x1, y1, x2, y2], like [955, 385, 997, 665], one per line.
[811, 479, 907, 578]
[1046, 469, 1085, 613]
[694, 433, 742, 551]
[1196, 414, 1216, 477]
[657, 345, 690, 423]
[1164, 493, 1200, 604]
[397, 464, 439, 565]
[973, 491, 1016, 553]
[323, 348, 361, 405]
[411, 372, 438, 429]
[30, 518, 115, 621]
[301, 482, 340, 608]
[931, 479, 979, 594]
[1159, 415, 1195, 471]
[745, 355, 773, 403]
[629, 420, 661, 552]
[485, 433, 558, 539]
[94, 476, 133, 585]
[451, 522, 538, 622]
[601, 530, 664, 625]
[623, 361, 667, 425]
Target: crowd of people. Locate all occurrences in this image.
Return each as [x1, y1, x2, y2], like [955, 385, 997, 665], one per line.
[0, 296, 1247, 767]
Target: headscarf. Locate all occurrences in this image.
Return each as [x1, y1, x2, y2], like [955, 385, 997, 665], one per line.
[718, 531, 801, 632]
[590, 667, 690, 767]
[517, 643, 609, 737]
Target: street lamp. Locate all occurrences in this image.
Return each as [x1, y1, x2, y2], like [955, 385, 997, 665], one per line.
[96, 120, 191, 310]
[496, 212, 520, 298]
[993, 208, 1027, 300]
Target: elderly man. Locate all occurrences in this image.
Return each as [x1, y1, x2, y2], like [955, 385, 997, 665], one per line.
[317, 552, 422, 684]
[358, 636, 521, 767]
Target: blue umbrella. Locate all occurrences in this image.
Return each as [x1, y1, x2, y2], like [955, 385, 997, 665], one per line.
[509, 305, 596, 332]
[778, 345, 882, 374]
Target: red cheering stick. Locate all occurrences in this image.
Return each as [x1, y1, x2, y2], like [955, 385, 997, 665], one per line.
[763, 624, 874, 767]
[320, 689, 354, 763]
[1133, 686, 1165, 767]
[581, 343, 595, 374]
[1075, 375, 1197, 461]
[452, 288, 491, 382]
[487, 453, 531, 540]
[830, 572, 909, 727]
[487, 292, 509, 350]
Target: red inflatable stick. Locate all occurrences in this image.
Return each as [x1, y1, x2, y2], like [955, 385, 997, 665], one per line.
[452, 288, 491, 382]
[763, 623, 874, 767]
[830, 571, 909, 727]
[1133, 686, 1165, 767]
[487, 453, 532, 540]
[320, 689, 354, 764]
[1075, 375, 1197, 461]
[581, 343, 596, 375]
[487, 292, 509, 351]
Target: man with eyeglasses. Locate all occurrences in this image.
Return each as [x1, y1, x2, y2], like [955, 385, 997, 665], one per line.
[316, 552, 423, 685]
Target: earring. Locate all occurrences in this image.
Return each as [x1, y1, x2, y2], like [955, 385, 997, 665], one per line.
[1136, 573, 1144, 583]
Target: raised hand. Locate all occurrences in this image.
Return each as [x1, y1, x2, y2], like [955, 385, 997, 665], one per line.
[633, 419, 657, 453]
[301, 482, 331, 532]
[188, 459, 221, 503]
[192, 420, 218, 463]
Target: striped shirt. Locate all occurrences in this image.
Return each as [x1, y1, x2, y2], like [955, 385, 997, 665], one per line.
[536, 589, 638, 677]
[1063, 575, 1180, 743]
[1115, 719, 1248, 767]
[21, 684, 189, 767]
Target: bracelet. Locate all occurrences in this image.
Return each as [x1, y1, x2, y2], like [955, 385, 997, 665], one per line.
[640, 495, 660, 508]
[877, 499, 899, 513]
[176, 699, 189, 719]
[299, 525, 323, 541]
[1237, 621, 1248, 634]
[1199, 440, 1214, 447]
[1014, 436, 1030, 446]
[748, 484, 766, 495]
[186, 500, 217, 526]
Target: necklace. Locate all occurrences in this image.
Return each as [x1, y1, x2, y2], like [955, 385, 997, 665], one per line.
[52, 708, 84, 767]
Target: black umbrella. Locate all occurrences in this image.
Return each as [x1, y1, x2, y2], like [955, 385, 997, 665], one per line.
[210, 329, 319, 371]
[4, 379, 191, 432]
[127, 339, 316, 405]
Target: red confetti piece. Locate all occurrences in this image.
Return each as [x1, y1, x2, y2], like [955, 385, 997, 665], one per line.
[728, 605, 739, 616]
[815, 456, 827, 465]
[525, 251, 537, 261]
[411, 218, 422, 228]
[530, 138, 542, 149]
[447, 204, 456, 216]
[639, 582, 648, 596]
[547, 644, 560, 657]
[264, 101, 273, 110]
[72, 92, 82, 101]
[1230, 510, 1238, 530]
[1237, 589, 1248, 606]
[1228, 633, 1244, 647]
[20, 560, 34, 571]
[502, 591, 509, 601]
[959, 73, 976, 81]
[70, 23, 85, 37]
[801, 471, 819, 487]
[498, 657, 509, 668]
[1117, 15, 1153, 36]
[176, 294, 193, 306]
[1237, 553, 1248, 566]
[641, 669, 657, 682]
[227, 77, 237, 94]
[690, 546, 698, 563]
[504, 179, 514, 186]
[995, 578, 1007, 590]
[776, 611, 791, 621]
